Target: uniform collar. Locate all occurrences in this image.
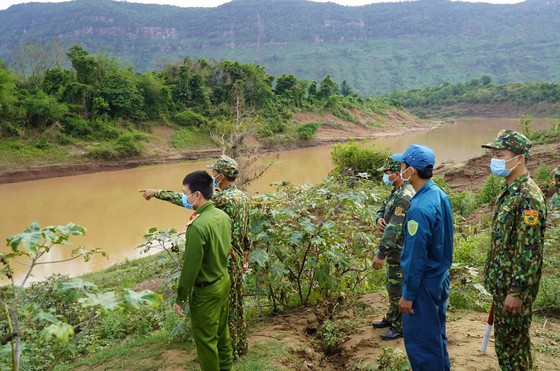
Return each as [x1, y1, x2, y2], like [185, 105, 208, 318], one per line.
[223, 184, 237, 191]
[195, 201, 215, 214]
[505, 173, 529, 195]
[412, 179, 434, 198]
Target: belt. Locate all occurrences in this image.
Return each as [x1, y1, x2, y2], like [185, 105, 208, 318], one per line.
[194, 275, 223, 288]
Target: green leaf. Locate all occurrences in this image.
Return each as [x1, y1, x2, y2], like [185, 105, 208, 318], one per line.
[59, 278, 98, 294]
[249, 249, 269, 267]
[34, 310, 59, 324]
[123, 289, 163, 309]
[78, 292, 122, 311]
[7, 221, 42, 257]
[270, 263, 287, 278]
[40, 322, 74, 344]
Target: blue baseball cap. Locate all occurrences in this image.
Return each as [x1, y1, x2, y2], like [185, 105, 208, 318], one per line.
[391, 144, 435, 171]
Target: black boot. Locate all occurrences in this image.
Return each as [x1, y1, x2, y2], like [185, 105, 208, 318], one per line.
[371, 320, 391, 328]
[380, 327, 403, 340]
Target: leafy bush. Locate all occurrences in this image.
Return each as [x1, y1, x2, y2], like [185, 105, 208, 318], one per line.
[317, 320, 345, 355]
[172, 110, 207, 127]
[296, 122, 320, 141]
[449, 190, 478, 218]
[330, 140, 390, 178]
[478, 174, 502, 205]
[448, 264, 490, 311]
[86, 132, 145, 160]
[249, 175, 380, 310]
[533, 164, 553, 191]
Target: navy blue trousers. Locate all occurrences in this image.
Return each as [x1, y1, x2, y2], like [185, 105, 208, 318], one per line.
[402, 275, 450, 371]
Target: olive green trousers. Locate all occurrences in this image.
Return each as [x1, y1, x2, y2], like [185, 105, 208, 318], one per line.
[190, 275, 233, 371]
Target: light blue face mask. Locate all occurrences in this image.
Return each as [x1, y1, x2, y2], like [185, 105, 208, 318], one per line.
[212, 175, 221, 188]
[182, 193, 194, 210]
[382, 173, 394, 186]
[490, 156, 519, 177]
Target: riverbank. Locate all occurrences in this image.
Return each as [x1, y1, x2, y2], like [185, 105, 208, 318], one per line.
[0, 109, 432, 184]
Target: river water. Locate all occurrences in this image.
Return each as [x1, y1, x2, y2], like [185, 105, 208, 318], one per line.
[1, 117, 556, 283]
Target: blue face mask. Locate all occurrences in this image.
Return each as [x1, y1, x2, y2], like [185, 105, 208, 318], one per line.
[182, 193, 194, 210]
[212, 175, 221, 188]
[490, 156, 519, 177]
[382, 173, 394, 186]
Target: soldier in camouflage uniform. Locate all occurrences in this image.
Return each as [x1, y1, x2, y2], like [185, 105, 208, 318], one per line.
[550, 166, 560, 211]
[140, 155, 251, 360]
[481, 130, 547, 370]
[372, 158, 415, 340]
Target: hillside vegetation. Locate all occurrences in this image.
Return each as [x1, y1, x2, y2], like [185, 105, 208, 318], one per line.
[1, 0, 560, 95]
[0, 44, 410, 174]
[387, 77, 560, 117]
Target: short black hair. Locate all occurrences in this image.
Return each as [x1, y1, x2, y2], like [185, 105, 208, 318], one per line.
[183, 170, 213, 199]
[405, 162, 433, 180]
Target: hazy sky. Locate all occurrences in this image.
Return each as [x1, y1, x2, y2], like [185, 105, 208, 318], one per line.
[0, 0, 525, 11]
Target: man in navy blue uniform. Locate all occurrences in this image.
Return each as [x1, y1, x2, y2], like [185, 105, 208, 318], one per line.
[391, 144, 454, 370]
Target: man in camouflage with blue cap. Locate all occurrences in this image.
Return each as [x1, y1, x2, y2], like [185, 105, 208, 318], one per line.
[481, 129, 547, 370]
[140, 154, 251, 359]
[371, 157, 415, 340]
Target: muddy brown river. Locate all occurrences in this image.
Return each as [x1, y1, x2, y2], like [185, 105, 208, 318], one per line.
[1, 117, 556, 283]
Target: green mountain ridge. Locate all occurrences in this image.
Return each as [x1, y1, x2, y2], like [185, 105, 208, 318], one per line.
[1, 0, 560, 95]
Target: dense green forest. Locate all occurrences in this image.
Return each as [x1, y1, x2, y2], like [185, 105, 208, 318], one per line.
[386, 77, 560, 117]
[1, 0, 559, 95]
[0, 44, 394, 164]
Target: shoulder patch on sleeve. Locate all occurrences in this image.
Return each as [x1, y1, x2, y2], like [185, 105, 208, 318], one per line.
[395, 206, 406, 217]
[523, 209, 539, 226]
[407, 220, 419, 236]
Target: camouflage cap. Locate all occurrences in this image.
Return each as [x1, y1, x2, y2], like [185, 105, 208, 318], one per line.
[378, 157, 402, 172]
[481, 129, 532, 158]
[207, 155, 239, 178]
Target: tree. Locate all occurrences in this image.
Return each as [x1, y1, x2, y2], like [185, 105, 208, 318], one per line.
[0, 62, 19, 128]
[317, 75, 337, 100]
[11, 39, 65, 87]
[340, 80, 354, 97]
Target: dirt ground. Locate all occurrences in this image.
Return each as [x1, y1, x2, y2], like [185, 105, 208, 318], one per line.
[136, 292, 559, 371]
[0, 109, 431, 184]
[244, 293, 560, 371]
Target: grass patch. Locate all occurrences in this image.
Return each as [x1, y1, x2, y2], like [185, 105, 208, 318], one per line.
[365, 121, 385, 128]
[170, 127, 215, 150]
[55, 331, 194, 371]
[0, 138, 70, 169]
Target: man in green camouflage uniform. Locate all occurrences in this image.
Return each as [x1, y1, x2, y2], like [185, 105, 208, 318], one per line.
[371, 158, 415, 340]
[550, 166, 560, 211]
[140, 155, 251, 359]
[481, 130, 547, 370]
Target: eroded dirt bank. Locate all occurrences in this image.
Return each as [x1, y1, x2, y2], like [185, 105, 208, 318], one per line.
[0, 109, 430, 184]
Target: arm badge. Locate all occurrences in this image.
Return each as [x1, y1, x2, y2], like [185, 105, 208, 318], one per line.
[523, 210, 539, 226]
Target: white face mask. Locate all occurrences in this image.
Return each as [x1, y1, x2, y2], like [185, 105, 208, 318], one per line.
[400, 167, 413, 182]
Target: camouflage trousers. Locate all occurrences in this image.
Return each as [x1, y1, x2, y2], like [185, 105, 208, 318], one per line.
[493, 296, 534, 370]
[383, 250, 403, 332]
[228, 248, 248, 360]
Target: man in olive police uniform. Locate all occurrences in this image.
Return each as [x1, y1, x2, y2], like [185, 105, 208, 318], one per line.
[140, 155, 250, 359]
[174, 170, 233, 370]
[391, 144, 453, 370]
[482, 130, 547, 370]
